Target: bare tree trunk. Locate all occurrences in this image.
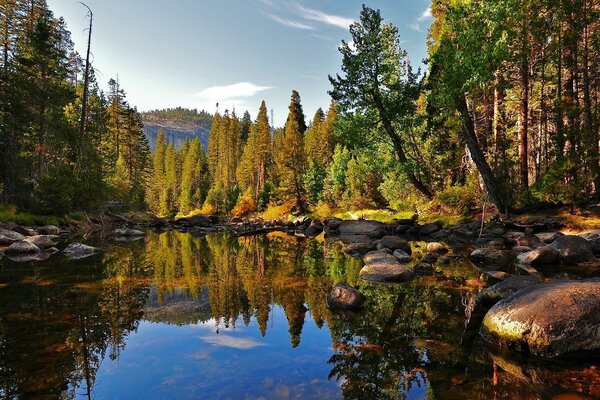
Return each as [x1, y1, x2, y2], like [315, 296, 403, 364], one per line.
[519, 35, 530, 191]
[457, 96, 506, 214]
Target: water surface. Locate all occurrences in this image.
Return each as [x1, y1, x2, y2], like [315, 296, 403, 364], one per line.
[1, 231, 599, 399]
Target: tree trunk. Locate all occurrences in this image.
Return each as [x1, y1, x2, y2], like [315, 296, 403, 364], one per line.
[519, 32, 530, 191]
[457, 96, 507, 214]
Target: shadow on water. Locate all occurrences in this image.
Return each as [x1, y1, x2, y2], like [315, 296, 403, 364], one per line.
[0, 230, 598, 399]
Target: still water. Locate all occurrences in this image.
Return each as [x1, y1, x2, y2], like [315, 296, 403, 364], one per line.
[0, 231, 599, 399]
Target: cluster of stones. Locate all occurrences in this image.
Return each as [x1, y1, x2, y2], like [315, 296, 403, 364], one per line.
[0, 221, 146, 262]
[324, 217, 600, 359]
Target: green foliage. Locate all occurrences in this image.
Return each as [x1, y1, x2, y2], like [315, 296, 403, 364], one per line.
[304, 161, 327, 205]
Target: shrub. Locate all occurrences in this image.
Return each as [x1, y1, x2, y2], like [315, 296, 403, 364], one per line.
[231, 194, 257, 217]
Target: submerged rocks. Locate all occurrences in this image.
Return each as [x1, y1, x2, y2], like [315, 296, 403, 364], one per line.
[377, 236, 411, 253]
[5, 241, 41, 254]
[345, 242, 376, 256]
[482, 279, 600, 358]
[327, 283, 365, 311]
[359, 251, 415, 283]
[112, 228, 145, 237]
[548, 235, 596, 264]
[469, 248, 510, 269]
[63, 243, 102, 259]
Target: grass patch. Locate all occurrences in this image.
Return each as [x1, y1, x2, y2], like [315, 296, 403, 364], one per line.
[0, 204, 62, 226]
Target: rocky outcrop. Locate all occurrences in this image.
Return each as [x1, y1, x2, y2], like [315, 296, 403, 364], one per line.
[327, 283, 365, 311]
[548, 235, 596, 264]
[359, 251, 415, 283]
[481, 279, 600, 358]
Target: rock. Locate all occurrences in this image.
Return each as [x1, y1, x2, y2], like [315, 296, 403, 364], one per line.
[579, 229, 600, 240]
[392, 249, 412, 263]
[516, 246, 560, 265]
[359, 251, 415, 283]
[5, 241, 41, 254]
[327, 283, 365, 311]
[420, 222, 442, 236]
[175, 215, 212, 227]
[536, 231, 564, 244]
[0, 228, 25, 244]
[427, 242, 448, 254]
[469, 248, 510, 269]
[111, 228, 145, 237]
[324, 217, 343, 231]
[23, 235, 58, 249]
[421, 253, 438, 264]
[515, 234, 543, 248]
[414, 263, 434, 275]
[481, 279, 600, 358]
[37, 225, 60, 235]
[468, 220, 484, 231]
[483, 271, 510, 284]
[430, 229, 451, 240]
[338, 220, 386, 238]
[503, 231, 525, 245]
[345, 242, 376, 256]
[549, 235, 596, 264]
[395, 224, 412, 234]
[377, 236, 411, 253]
[462, 275, 541, 345]
[511, 246, 532, 254]
[304, 221, 324, 237]
[63, 243, 102, 259]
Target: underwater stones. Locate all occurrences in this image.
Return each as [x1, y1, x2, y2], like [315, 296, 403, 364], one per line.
[359, 251, 415, 283]
[327, 283, 365, 311]
[377, 236, 411, 253]
[111, 228, 146, 237]
[63, 243, 102, 259]
[482, 279, 600, 358]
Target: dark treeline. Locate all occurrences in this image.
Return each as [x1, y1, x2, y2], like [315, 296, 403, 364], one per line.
[0, 0, 150, 213]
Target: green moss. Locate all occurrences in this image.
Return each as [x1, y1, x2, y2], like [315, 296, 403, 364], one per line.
[0, 204, 62, 226]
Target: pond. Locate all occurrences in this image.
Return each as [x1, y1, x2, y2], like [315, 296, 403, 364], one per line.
[0, 231, 599, 399]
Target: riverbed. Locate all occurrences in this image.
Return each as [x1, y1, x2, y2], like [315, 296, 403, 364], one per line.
[0, 230, 598, 399]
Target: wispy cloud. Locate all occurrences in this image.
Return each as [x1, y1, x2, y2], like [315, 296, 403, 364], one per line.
[418, 7, 432, 21]
[199, 335, 267, 350]
[294, 3, 355, 30]
[194, 82, 273, 101]
[266, 13, 315, 30]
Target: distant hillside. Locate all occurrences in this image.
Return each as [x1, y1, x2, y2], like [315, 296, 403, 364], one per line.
[141, 107, 212, 152]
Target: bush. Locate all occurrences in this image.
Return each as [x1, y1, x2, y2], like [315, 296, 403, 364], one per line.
[231, 194, 257, 217]
[262, 201, 294, 222]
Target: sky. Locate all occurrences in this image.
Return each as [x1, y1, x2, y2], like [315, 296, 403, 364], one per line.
[46, 0, 433, 127]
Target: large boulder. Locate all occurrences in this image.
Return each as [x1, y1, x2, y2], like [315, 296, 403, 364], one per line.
[23, 235, 58, 249]
[327, 283, 365, 311]
[63, 243, 102, 260]
[377, 236, 411, 254]
[338, 220, 386, 238]
[359, 251, 415, 283]
[462, 275, 541, 345]
[482, 279, 600, 358]
[37, 225, 60, 235]
[516, 246, 560, 265]
[548, 235, 595, 264]
[111, 228, 145, 237]
[5, 241, 41, 254]
[0, 228, 25, 244]
[469, 248, 510, 269]
[536, 231, 564, 244]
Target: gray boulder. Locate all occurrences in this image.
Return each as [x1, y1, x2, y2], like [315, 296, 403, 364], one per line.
[359, 251, 415, 283]
[23, 235, 58, 249]
[112, 228, 145, 237]
[63, 243, 102, 259]
[338, 220, 386, 238]
[516, 246, 560, 265]
[427, 242, 448, 254]
[420, 222, 442, 236]
[392, 249, 412, 263]
[345, 242, 376, 256]
[536, 231, 564, 243]
[0, 228, 25, 244]
[482, 279, 600, 358]
[549, 235, 595, 264]
[377, 236, 411, 253]
[469, 248, 510, 269]
[38, 225, 60, 235]
[5, 241, 41, 254]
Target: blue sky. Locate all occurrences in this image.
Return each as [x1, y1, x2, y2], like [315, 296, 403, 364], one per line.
[47, 0, 433, 126]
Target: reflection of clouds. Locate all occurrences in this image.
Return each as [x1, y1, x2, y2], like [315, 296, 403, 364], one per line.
[198, 335, 267, 350]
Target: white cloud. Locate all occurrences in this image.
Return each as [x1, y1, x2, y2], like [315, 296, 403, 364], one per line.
[410, 22, 423, 32]
[266, 13, 315, 30]
[418, 7, 432, 21]
[199, 335, 267, 350]
[295, 3, 355, 30]
[194, 82, 273, 101]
